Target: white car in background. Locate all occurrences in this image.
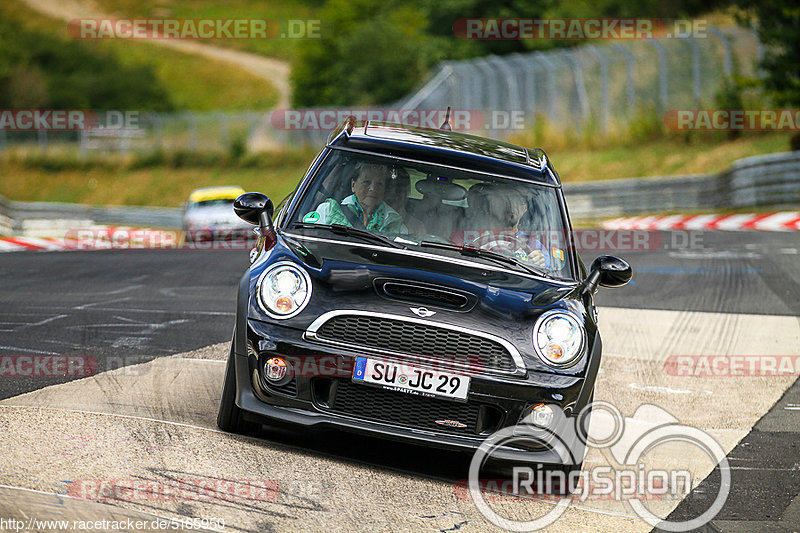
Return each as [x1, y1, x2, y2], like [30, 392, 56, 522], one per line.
[183, 186, 252, 241]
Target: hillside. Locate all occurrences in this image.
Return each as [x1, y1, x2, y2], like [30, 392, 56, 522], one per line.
[3, 0, 282, 110]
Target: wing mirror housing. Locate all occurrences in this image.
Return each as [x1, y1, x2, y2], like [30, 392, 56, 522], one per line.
[234, 192, 274, 233]
[582, 255, 632, 295]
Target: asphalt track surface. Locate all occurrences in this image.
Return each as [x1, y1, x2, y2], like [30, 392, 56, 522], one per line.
[0, 230, 799, 532]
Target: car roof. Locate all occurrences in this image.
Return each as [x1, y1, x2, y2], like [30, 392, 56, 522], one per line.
[327, 120, 558, 186]
[188, 186, 245, 203]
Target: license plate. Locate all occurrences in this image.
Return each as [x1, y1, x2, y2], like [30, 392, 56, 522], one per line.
[352, 357, 470, 401]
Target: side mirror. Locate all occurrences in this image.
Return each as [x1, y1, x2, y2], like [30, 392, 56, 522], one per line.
[582, 255, 632, 295]
[234, 192, 274, 232]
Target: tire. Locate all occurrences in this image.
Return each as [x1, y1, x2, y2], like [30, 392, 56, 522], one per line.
[217, 343, 245, 433]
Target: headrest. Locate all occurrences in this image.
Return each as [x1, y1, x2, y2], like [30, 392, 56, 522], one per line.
[415, 176, 467, 202]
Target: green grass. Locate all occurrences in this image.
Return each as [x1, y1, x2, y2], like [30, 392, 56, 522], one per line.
[0, 132, 793, 208]
[547, 133, 794, 182]
[0, 150, 316, 207]
[91, 0, 321, 62]
[4, 0, 279, 110]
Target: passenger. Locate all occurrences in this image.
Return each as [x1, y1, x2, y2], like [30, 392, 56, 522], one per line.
[385, 167, 425, 235]
[313, 162, 407, 233]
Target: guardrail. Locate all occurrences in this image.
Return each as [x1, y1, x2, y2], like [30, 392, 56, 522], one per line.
[0, 196, 182, 235]
[563, 150, 800, 221]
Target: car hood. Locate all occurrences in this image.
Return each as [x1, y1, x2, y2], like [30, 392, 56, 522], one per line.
[184, 205, 248, 227]
[271, 232, 579, 312]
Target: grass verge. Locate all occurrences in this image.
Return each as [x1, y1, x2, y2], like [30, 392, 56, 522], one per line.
[0, 149, 316, 207]
[0, 132, 794, 208]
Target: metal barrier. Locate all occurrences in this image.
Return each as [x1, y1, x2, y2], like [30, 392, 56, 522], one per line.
[563, 151, 800, 221]
[0, 197, 182, 234]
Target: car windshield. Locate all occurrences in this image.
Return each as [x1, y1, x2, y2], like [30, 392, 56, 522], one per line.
[288, 150, 573, 279]
[189, 198, 235, 209]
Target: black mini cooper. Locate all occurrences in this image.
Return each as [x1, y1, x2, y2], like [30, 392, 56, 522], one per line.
[217, 118, 631, 469]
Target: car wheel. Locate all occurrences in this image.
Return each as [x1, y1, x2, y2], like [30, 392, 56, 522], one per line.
[217, 343, 245, 433]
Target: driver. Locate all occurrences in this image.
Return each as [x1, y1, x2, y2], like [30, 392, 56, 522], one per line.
[469, 184, 549, 268]
[313, 162, 407, 233]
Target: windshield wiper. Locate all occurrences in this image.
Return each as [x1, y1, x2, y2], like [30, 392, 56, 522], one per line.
[292, 222, 404, 249]
[418, 241, 550, 277]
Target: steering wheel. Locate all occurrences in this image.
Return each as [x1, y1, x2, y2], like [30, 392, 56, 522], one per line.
[466, 231, 532, 255]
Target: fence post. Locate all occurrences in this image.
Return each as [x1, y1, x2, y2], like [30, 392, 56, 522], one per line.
[708, 26, 733, 77]
[508, 53, 536, 112]
[558, 49, 590, 132]
[613, 43, 637, 112]
[488, 55, 521, 112]
[467, 62, 483, 114]
[647, 39, 669, 110]
[473, 57, 499, 136]
[685, 36, 702, 105]
[585, 44, 609, 133]
[534, 51, 558, 122]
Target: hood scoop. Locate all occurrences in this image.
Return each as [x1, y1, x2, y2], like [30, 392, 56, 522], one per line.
[374, 278, 476, 311]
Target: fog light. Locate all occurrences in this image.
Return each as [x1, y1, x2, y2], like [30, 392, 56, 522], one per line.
[525, 403, 554, 428]
[264, 357, 287, 382]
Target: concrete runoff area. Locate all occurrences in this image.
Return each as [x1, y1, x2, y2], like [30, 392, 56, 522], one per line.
[1, 308, 798, 532]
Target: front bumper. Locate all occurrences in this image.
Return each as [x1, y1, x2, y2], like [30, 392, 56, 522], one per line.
[233, 318, 600, 464]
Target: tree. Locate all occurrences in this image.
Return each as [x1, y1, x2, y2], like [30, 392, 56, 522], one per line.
[734, 2, 800, 148]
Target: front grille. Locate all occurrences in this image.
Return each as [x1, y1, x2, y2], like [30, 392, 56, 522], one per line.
[379, 281, 471, 310]
[314, 315, 518, 373]
[320, 379, 502, 435]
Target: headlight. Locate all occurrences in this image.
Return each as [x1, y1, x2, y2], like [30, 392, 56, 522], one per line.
[256, 262, 312, 319]
[533, 311, 585, 367]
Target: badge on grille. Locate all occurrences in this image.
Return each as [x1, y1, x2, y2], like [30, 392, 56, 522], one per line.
[435, 419, 467, 428]
[410, 306, 436, 318]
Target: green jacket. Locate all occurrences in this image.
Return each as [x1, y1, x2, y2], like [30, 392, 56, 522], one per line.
[316, 195, 407, 233]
